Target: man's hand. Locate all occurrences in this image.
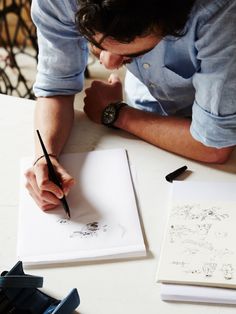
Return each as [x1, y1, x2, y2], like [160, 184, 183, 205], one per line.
[84, 73, 123, 123]
[25, 153, 75, 211]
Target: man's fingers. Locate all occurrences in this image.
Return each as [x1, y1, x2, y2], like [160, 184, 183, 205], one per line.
[32, 190, 61, 210]
[55, 165, 75, 195]
[25, 173, 61, 210]
[34, 163, 64, 198]
[25, 161, 75, 211]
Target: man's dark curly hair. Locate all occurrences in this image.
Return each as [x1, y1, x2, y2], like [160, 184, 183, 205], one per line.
[76, 0, 196, 43]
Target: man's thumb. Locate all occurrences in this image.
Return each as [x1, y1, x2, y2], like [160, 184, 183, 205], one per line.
[108, 73, 121, 85]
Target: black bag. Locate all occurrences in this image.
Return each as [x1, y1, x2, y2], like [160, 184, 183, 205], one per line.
[0, 261, 80, 314]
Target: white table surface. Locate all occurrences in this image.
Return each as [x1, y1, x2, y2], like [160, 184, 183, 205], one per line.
[0, 94, 236, 314]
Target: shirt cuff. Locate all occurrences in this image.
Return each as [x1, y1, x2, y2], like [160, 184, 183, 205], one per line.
[33, 72, 84, 97]
[190, 101, 236, 148]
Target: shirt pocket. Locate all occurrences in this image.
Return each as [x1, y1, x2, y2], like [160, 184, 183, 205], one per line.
[162, 66, 195, 102]
[163, 65, 193, 87]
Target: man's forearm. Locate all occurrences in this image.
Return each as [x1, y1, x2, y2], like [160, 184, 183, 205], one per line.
[34, 95, 75, 158]
[115, 106, 234, 163]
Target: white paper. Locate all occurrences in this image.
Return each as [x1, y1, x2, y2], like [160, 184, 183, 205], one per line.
[17, 149, 146, 265]
[157, 181, 236, 289]
[161, 283, 236, 305]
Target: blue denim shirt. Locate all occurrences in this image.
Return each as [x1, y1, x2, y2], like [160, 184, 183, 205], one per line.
[31, 0, 236, 148]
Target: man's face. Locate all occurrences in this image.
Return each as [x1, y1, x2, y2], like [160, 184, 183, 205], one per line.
[89, 33, 162, 70]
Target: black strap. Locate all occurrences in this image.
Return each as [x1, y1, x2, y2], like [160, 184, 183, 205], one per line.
[0, 275, 43, 288]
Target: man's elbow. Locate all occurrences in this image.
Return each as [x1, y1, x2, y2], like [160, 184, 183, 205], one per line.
[207, 146, 235, 164]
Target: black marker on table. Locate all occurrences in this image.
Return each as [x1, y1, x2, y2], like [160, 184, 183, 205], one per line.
[165, 165, 188, 183]
[36, 130, 71, 218]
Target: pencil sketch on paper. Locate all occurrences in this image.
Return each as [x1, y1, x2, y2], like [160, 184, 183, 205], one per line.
[169, 223, 212, 243]
[202, 263, 217, 277]
[57, 218, 70, 224]
[171, 203, 229, 221]
[164, 202, 236, 283]
[70, 221, 109, 238]
[221, 264, 234, 280]
[179, 262, 218, 277]
[56, 218, 127, 240]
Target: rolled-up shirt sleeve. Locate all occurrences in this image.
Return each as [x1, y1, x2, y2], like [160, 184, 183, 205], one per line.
[190, 0, 236, 148]
[31, 0, 88, 97]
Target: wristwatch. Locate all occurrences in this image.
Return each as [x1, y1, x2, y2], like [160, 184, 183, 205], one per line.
[101, 101, 127, 127]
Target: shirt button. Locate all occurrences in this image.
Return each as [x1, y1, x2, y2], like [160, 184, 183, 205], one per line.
[143, 63, 150, 69]
[149, 83, 156, 88]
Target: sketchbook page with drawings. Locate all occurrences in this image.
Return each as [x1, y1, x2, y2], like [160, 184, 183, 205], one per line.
[17, 149, 146, 266]
[156, 181, 236, 289]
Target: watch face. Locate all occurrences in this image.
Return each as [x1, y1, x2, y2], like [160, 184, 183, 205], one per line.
[102, 105, 116, 125]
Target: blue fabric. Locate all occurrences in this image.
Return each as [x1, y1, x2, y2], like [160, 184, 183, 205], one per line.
[31, 0, 236, 148]
[31, 0, 88, 97]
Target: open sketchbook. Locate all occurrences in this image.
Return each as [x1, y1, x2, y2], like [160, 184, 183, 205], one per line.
[17, 149, 146, 266]
[156, 181, 236, 294]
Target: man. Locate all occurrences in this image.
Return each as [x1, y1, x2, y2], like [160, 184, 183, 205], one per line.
[26, 0, 236, 210]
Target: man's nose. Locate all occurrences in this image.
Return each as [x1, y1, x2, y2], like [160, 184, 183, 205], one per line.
[99, 51, 125, 70]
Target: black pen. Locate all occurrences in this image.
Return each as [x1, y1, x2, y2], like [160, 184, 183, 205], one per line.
[36, 130, 71, 218]
[165, 165, 188, 183]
